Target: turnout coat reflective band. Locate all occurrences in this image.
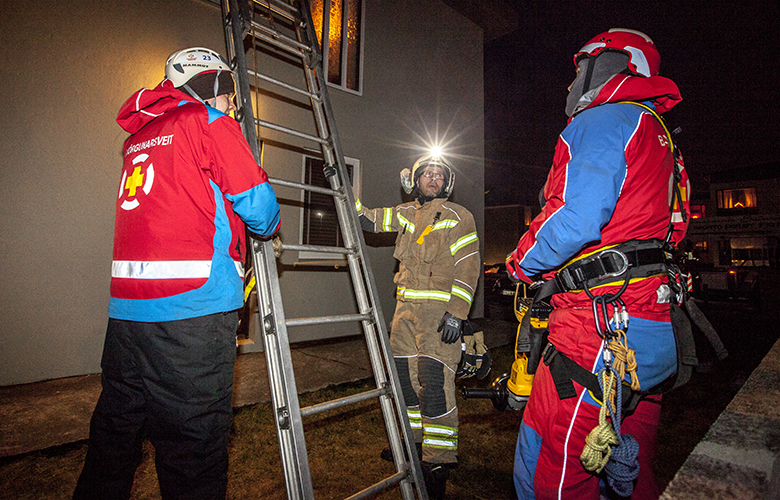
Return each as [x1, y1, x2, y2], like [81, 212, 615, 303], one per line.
[109, 80, 280, 322]
[358, 196, 479, 463]
[356, 197, 480, 320]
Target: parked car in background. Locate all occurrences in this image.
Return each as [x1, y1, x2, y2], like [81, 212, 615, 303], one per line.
[484, 263, 531, 320]
[484, 263, 518, 320]
[484, 263, 513, 302]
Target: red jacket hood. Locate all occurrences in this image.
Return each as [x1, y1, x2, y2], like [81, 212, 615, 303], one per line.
[585, 74, 682, 114]
[117, 80, 196, 134]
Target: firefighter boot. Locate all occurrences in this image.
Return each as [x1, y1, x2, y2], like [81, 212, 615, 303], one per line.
[421, 462, 450, 500]
[380, 441, 423, 463]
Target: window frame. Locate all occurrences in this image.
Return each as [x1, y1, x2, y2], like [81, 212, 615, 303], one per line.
[314, 0, 365, 95]
[716, 187, 757, 211]
[298, 154, 361, 262]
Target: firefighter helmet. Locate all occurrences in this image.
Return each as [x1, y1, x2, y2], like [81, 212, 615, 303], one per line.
[574, 28, 660, 77]
[400, 154, 455, 198]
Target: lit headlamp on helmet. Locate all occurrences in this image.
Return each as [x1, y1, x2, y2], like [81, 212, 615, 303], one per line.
[400, 152, 455, 198]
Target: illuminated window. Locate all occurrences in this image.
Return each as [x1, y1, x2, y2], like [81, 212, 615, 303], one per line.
[694, 241, 708, 252]
[689, 204, 705, 218]
[730, 237, 770, 267]
[717, 188, 757, 209]
[310, 0, 364, 93]
[300, 155, 360, 260]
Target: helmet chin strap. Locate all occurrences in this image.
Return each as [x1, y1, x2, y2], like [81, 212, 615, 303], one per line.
[181, 69, 222, 107]
[212, 68, 221, 100]
[181, 83, 208, 105]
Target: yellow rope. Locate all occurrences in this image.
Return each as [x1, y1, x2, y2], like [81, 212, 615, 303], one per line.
[607, 330, 641, 392]
[581, 330, 641, 473]
[581, 370, 619, 473]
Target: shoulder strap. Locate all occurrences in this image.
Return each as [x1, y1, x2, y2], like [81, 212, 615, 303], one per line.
[620, 101, 688, 249]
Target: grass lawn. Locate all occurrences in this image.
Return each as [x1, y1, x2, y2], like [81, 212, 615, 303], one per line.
[1, 303, 770, 500]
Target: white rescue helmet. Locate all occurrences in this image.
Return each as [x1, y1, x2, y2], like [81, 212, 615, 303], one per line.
[165, 47, 234, 102]
[400, 154, 455, 198]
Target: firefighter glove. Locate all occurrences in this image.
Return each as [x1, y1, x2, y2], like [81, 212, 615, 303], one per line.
[457, 329, 492, 379]
[438, 312, 462, 344]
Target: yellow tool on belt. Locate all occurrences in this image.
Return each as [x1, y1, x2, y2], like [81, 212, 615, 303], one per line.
[460, 283, 540, 410]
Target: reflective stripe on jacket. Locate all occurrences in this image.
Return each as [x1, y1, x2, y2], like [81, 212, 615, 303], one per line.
[109, 80, 280, 322]
[357, 197, 480, 320]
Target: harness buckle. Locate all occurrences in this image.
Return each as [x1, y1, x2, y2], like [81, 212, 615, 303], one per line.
[596, 248, 630, 278]
[557, 247, 631, 292]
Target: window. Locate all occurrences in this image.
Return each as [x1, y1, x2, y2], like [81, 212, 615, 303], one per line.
[310, 0, 364, 93]
[717, 188, 757, 210]
[731, 237, 771, 267]
[299, 155, 360, 261]
[689, 204, 705, 219]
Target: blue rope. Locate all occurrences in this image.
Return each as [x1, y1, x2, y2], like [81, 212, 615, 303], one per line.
[603, 369, 640, 496]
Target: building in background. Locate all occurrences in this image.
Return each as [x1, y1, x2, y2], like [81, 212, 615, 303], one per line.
[684, 162, 780, 306]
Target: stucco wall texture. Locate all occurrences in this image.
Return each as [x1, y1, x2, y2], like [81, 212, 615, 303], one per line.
[0, 0, 484, 385]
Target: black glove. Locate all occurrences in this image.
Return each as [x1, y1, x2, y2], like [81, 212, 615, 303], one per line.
[323, 163, 337, 178]
[505, 253, 522, 283]
[438, 312, 462, 344]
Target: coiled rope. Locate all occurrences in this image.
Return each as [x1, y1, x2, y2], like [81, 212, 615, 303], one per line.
[581, 370, 618, 474]
[581, 329, 641, 495]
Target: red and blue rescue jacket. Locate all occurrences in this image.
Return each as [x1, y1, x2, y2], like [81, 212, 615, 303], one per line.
[109, 80, 280, 322]
[508, 74, 684, 283]
[507, 74, 686, 391]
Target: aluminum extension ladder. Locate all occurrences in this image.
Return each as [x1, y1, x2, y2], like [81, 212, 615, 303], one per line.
[221, 1, 427, 498]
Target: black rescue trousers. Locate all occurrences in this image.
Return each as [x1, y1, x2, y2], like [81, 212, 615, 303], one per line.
[73, 311, 238, 500]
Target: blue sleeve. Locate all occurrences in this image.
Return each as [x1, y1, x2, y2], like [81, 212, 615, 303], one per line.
[520, 105, 637, 273]
[226, 182, 281, 237]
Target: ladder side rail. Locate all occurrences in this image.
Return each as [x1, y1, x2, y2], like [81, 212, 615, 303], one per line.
[295, 2, 427, 497]
[224, 0, 263, 165]
[230, 0, 427, 497]
[251, 237, 315, 500]
[294, 1, 390, 342]
[294, 0, 387, 382]
[229, 2, 314, 496]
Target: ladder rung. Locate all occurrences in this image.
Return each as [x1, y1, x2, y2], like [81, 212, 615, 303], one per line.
[227, 0, 426, 495]
[268, 176, 340, 197]
[251, 0, 298, 20]
[300, 386, 388, 418]
[281, 243, 356, 255]
[346, 471, 408, 500]
[247, 68, 320, 102]
[286, 313, 371, 328]
[255, 117, 328, 145]
[249, 19, 312, 56]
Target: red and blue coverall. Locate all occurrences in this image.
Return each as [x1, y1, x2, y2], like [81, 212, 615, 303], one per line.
[507, 74, 686, 500]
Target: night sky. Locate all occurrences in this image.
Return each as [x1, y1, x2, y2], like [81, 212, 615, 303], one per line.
[483, 1, 779, 207]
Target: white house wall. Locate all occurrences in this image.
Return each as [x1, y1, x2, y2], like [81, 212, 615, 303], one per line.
[0, 0, 484, 386]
